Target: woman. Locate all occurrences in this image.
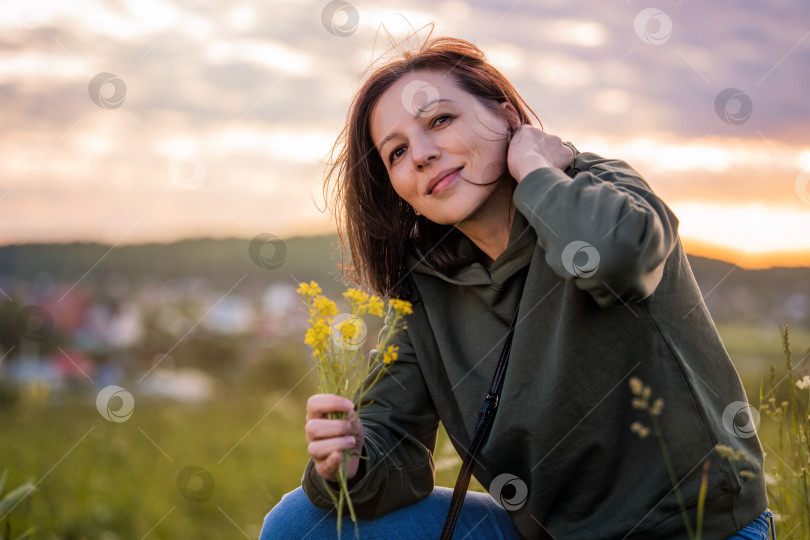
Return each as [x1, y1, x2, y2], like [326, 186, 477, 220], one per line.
[260, 34, 772, 539]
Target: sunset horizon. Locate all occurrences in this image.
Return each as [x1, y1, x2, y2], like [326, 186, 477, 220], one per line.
[1, 1, 808, 272]
[2, 225, 808, 271]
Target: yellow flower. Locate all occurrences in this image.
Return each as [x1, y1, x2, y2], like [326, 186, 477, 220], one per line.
[344, 288, 372, 315]
[389, 298, 413, 315]
[382, 344, 399, 365]
[305, 320, 331, 354]
[339, 319, 358, 340]
[344, 288, 368, 303]
[367, 295, 384, 317]
[313, 295, 338, 320]
[296, 280, 322, 297]
[296, 285, 412, 532]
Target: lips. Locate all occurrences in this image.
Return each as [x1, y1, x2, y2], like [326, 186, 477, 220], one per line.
[427, 166, 463, 195]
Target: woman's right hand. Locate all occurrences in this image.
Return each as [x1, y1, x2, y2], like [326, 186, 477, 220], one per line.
[506, 124, 574, 182]
[305, 394, 365, 483]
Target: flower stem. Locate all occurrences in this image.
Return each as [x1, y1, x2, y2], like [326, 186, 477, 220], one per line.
[695, 460, 710, 540]
[337, 450, 359, 538]
[649, 411, 696, 540]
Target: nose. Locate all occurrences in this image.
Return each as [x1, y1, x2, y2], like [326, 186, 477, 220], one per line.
[410, 133, 440, 169]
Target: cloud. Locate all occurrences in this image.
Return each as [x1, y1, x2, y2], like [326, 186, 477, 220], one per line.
[206, 39, 317, 77]
[0, 0, 808, 265]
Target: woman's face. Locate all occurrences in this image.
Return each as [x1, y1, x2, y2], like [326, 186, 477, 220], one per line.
[369, 70, 515, 226]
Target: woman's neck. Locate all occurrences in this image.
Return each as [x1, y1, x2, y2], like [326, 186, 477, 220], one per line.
[456, 179, 517, 266]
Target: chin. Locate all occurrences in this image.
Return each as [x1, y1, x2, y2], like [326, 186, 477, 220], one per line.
[436, 207, 485, 227]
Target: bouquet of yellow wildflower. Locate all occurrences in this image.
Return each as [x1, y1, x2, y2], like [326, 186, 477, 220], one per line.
[296, 281, 412, 535]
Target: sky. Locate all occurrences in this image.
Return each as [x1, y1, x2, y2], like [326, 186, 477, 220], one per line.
[1, 0, 809, 268]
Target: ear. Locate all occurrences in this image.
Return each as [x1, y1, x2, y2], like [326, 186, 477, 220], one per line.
[499, 101, 521, 132]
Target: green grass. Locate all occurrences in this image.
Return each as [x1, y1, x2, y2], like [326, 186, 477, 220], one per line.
[718, 322, 810, 379]
[0, 390, 475, 539]
[1, 321, 806, 538]
[1, 389, 312, 539]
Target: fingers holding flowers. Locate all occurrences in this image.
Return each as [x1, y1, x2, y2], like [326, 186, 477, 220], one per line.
[296, 283, 412, 523]
[306, 394, 365, 482]
[306, 393, 354, 420]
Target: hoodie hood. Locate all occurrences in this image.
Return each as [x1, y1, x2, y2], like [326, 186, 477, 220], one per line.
[404, 207, 537, 287]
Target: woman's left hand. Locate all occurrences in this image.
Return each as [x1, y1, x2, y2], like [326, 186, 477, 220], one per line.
[507, 125, 574, 182]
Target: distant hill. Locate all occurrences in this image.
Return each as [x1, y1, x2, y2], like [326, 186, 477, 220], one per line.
[681, 253, 810, 326]
[0, 236, 344, 298]
[0, 236, 808, 325]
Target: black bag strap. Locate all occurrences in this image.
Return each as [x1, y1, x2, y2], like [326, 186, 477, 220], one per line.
[440, 302, 521, 540]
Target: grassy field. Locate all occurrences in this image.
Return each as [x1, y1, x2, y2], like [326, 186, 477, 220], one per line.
[1, 322, 808, 539]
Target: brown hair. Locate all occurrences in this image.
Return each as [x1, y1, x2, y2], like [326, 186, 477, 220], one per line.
[323, 29, 542, 300]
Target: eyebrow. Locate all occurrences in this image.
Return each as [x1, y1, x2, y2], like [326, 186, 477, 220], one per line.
[377, 99, 457, 152]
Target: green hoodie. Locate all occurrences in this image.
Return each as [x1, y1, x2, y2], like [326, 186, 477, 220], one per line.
[301, 145, 768, 539]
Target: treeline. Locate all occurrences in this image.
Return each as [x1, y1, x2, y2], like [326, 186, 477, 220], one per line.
[0, 236, 808, 325]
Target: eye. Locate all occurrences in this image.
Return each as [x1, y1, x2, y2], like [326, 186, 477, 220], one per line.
[389, 146, 405, 164]
[433, 114, 454, 127]
[388, 114, 456, 164]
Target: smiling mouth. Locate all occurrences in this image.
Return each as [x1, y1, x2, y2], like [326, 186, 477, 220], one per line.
[429, 167, 463, 195]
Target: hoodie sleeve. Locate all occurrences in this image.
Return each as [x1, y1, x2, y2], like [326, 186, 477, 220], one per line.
[513, 144, 680, 309]
[300, 302, 440, 518]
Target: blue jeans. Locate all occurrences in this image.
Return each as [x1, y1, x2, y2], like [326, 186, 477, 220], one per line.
[260, 489, 773, 540]
[726, 509, 774, 540]
[259, 486, 523, 539]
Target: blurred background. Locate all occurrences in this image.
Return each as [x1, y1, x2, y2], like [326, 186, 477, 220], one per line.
[1, 0, 809, 538]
